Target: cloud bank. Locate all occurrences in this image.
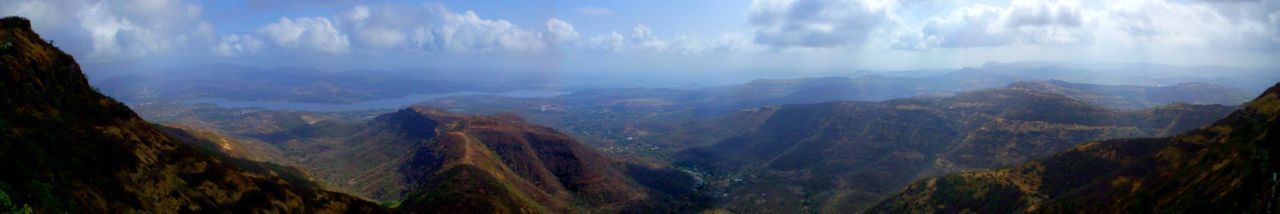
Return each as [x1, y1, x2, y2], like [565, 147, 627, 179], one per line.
[0, 0, 1276, 68]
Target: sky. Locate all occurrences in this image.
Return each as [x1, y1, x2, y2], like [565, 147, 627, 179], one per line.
[2, 0, 1279, 75]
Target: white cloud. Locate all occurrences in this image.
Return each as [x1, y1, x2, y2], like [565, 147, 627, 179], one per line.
[336, 3, 551, 52]
[211, 34, 263, 56]
[605, 25, 761, 54]
[1271, 12, 1280, 44]
[340, 5, 412, 50]
[346, 5, 370, 21]
[546, 18, 579, 43]
[1004, 0, 1083, 28]
[1, 0, 213, 60]
[747, 0, 895, 48]
[410, 27, 434, 51]
[258, 17, 350, 54]
[5, 0, 1273, 67]
[576, 6, 613, 16]
[579, 31, 625, 52]
[663, 34, 757, 54]
[355, 26, 407, 50]
[893, 0, 1279, 50]
[432, 9, 545, 52]
[332, 3, 763, 55]
[892, 0, 1089, 49]
[1092, 0, 1271, 49]
[629, 25, 664, 51]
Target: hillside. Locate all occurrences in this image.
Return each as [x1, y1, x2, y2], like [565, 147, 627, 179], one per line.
[869, 82, 1280, 213]
[0, 17, 384, 213]
[675, 87, 1236, 213]
[419, 76, 1252, 159]
[1008, 80, 1252, 109]
[258, 106, 705, 212]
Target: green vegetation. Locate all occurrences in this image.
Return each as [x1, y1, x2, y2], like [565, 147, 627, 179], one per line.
[380, 200, 401, 209]
[0, 188, 33, 214]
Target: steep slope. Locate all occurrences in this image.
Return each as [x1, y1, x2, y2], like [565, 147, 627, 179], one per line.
[157, 124, 294, 164]
[0, 17, 384, 213]
[869, 82, 1280, 213]
[261, 109, 429, 201]
[677, 87, 1235, 213]
[393, 107, 645, 212]
[263, 106, 702, 212]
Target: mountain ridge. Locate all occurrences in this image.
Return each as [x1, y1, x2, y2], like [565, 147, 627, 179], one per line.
[868, 81, 1280, 213]
[255, 105, 704, 212]
[675, 86, 1237, 213]
[0, 16, 385, 213]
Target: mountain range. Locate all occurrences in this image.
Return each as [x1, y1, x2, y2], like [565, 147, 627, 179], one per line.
[421, 76, 1254, 154]
[869, 82, 1280, 213]
[4, 14, 1277, 213]
[255, 106, 705, 212]
[0, 16, 703, 213]
[674, 86, 1236, 212]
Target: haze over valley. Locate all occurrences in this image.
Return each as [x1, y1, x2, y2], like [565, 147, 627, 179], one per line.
[2, 0, 1280, 213]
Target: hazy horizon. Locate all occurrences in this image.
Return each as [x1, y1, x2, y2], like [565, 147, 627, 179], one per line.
[2, 2, 1279, 213]
[4, 0, 1279, 76]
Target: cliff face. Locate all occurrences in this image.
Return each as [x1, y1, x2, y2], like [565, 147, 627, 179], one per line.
[0, 17, 384, 213]
[869, 82, 1280, 213]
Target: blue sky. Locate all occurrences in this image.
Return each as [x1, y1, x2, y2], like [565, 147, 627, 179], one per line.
[2, 0, 1279, 75]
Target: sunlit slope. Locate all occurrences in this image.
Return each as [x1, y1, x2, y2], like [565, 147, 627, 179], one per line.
[260, 106, 703, 213]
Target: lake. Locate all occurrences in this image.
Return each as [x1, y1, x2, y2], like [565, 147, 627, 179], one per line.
[186, 90, 568, 112]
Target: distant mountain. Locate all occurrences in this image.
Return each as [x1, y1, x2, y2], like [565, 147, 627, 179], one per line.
[0, 17, 383, 213]
[868, 82, 1280, 213]
[421, 75, 1255, 157]
[259, 106, 705, 212]
[685, 66, 1262, 115]
[1008, 80, 1253, 109]
[92, 64, 558, 104]
[981, 61, 1280, 93]
[674, 86, 1236, 213]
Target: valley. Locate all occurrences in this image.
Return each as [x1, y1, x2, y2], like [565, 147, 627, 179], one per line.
[871, 82, 1280, 213]
[4, 0, 1280, 211]
[128, 66, 1251, 212]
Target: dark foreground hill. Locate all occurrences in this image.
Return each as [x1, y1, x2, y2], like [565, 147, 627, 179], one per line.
[869, 82, 1280, 213]
[0, 17, 384, 213]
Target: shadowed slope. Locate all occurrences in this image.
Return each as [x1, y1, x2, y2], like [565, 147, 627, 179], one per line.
[0, 17, 385, 213]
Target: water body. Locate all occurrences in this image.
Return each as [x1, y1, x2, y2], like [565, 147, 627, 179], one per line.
[186, 90, 568, 112]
